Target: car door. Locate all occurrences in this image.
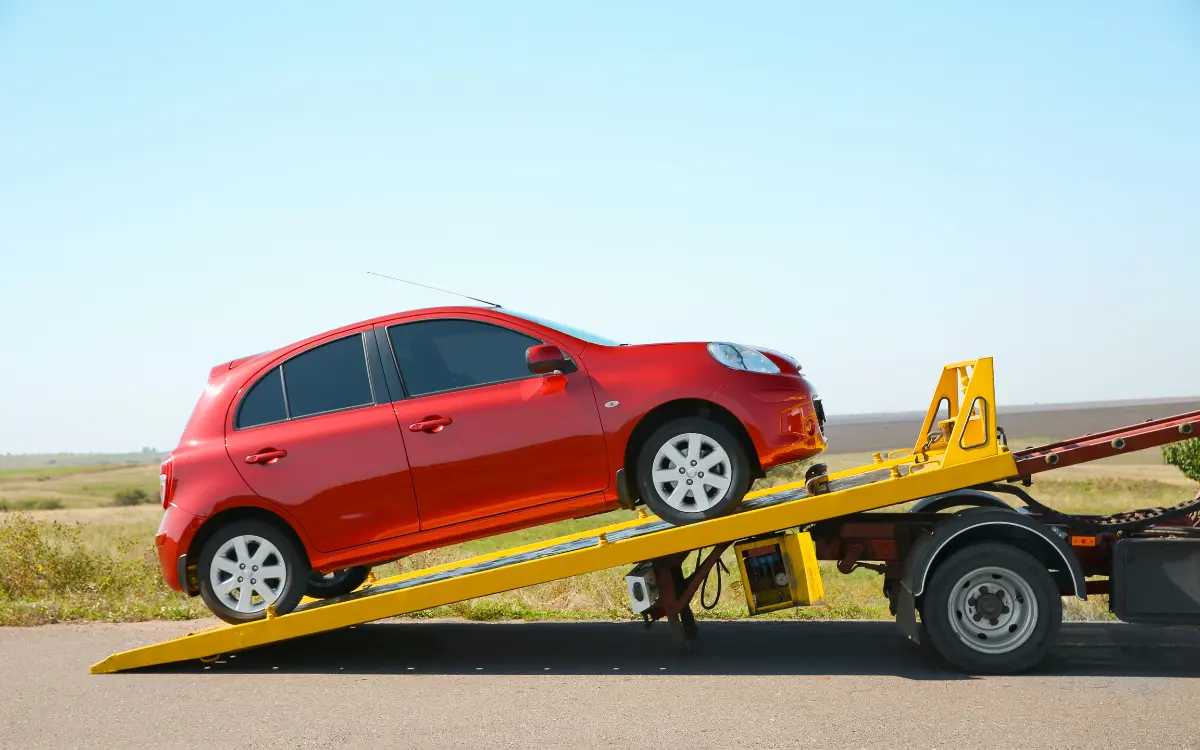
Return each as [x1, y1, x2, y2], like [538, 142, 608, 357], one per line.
[225, 330, 420, 553]
[384, 317, 609, 530]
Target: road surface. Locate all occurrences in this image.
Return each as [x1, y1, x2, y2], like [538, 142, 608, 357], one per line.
[2, 618, 1199, 748]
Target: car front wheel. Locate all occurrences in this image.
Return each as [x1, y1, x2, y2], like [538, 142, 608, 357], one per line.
[198, 519, 308, 624]
[635, 416, 751, 525]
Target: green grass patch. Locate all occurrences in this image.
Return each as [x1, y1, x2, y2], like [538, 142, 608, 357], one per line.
[0, 498, 65, 511]
[111, 488, 155, 507]
[0, 464, 133, 479]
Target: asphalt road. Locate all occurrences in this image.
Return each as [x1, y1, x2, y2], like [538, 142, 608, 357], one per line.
[2, 619, 1199, 749]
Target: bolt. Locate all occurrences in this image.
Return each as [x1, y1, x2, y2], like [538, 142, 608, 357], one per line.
[240, 564, 245, 570]
[1002, 606, 1010, 614]
[679, 468, 686, 474]
[995, 589, 1005, 599]
[251, 579, 256, 585]
[253, 566, 258, 571]
[967, 597, 977, 607]
[686, 479, 693, 485]
[698, 471, 704, 478]
[237, 577, 243, 583]
[690, 460, 697, 466]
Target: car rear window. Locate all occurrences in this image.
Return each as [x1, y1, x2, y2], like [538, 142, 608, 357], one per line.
[387, 319, 541, 397]
[235, 334, 375, 429]
[282, 334, 374, 419]
[236, 367, 287, 429]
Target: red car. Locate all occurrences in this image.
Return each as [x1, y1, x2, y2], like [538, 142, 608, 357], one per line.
[156, 306, 825, 622]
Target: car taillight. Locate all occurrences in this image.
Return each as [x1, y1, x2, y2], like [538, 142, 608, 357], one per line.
[159, 456, 175, 509]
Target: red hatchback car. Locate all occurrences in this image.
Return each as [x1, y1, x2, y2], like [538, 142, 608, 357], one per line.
[157, 306, 826, 622]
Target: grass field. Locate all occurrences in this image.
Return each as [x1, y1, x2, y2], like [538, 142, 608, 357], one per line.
[1, 442, 1195, 626]
[0, 463, 160, 511]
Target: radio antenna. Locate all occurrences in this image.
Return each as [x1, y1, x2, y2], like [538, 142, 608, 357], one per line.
[367, 271, 501, 308]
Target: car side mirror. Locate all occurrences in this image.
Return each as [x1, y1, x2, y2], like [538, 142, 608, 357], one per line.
[526, 344, 577, 375]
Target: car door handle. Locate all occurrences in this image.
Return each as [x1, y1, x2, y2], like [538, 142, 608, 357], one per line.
[245, 449, 288, 464]
[409, 417, 453, 433]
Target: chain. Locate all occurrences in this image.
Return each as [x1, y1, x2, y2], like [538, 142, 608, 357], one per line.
[998, 485, 1200, 534]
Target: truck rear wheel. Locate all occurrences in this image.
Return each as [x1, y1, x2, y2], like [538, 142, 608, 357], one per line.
[921, 542, 1061, 674]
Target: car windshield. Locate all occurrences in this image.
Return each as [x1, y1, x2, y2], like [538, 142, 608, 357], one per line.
[505, 310, 623, 346]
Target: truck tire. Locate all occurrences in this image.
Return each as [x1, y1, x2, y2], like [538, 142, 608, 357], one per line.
[921, 542, 1061, 674]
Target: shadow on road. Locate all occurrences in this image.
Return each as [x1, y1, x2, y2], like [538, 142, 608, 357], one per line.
[138, 620, 1200, 679]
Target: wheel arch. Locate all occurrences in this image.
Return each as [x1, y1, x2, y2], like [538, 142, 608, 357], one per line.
[623, 398, 762, 502]
[905, 507, 1087, 601]
[182, 505, 311, 596]
[909, 489, 1013, 514]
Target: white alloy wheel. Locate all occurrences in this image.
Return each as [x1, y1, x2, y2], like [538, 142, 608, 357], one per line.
[650, 432, 733, 513]
[208, 534, 289, 614]
[946, 565, 1039, 654]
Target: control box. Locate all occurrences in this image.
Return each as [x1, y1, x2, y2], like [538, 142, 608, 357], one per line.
[734, 531, 824, 615]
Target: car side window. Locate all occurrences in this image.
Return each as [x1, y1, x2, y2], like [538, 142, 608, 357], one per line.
[236, 367, 287, 429]
[236, 333, 374, 429]
[283, 334, 374, 418]
[387, 319, 542, 397]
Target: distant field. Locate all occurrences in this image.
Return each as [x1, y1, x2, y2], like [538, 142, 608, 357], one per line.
[0, 452, 164, 471]
[824, 397, 1200, 454]
[1, 399, 1196, 626]
[0, 463, 159, 510]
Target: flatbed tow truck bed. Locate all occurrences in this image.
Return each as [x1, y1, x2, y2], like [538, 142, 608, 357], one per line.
[92, 358, 1200, 675]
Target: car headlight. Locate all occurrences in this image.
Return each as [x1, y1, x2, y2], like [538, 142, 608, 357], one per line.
[706, 342, 781, 374]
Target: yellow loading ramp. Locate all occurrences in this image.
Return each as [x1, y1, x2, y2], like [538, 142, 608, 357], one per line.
[92, 358, 1014, 674]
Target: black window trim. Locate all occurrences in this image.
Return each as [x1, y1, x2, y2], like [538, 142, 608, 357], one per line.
[372, 325, 406, 400]
[381, 317, 553, 401]
[234, 332, 378, 431]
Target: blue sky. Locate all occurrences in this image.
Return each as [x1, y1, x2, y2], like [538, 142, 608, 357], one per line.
[1, 2, 1197, 453]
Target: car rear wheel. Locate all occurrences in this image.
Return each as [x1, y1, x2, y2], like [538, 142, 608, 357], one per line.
[636, 416, 751, 525]
[306, 566, 372, 599]
[198, 519, 308, 624]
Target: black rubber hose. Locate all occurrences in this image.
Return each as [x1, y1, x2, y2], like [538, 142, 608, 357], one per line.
[698, 549, 727, 610]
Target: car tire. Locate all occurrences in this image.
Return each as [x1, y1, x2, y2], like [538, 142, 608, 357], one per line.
[305, 566, 372, 599]
[920, 542, 1061, 674]
[636, 416, 751, 525]
[198, 518, 308, 624]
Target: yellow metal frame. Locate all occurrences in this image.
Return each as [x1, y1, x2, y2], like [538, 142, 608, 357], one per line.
[91, 357, 1015, 674]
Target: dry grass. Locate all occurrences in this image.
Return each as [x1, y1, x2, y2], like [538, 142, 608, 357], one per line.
[0, 513, 205, 625]
[2, 443, 1195, 626]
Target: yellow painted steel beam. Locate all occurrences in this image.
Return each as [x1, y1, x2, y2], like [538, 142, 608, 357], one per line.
[91, 357, 1015, 674]
[91, 452, 1015, 674]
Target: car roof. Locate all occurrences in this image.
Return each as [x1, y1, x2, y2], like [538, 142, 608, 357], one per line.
[216, 306, 582, 377]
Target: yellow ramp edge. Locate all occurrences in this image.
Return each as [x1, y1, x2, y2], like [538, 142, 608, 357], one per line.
[91, 357, 1010, 674]
[91, 452, 1016, 674]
